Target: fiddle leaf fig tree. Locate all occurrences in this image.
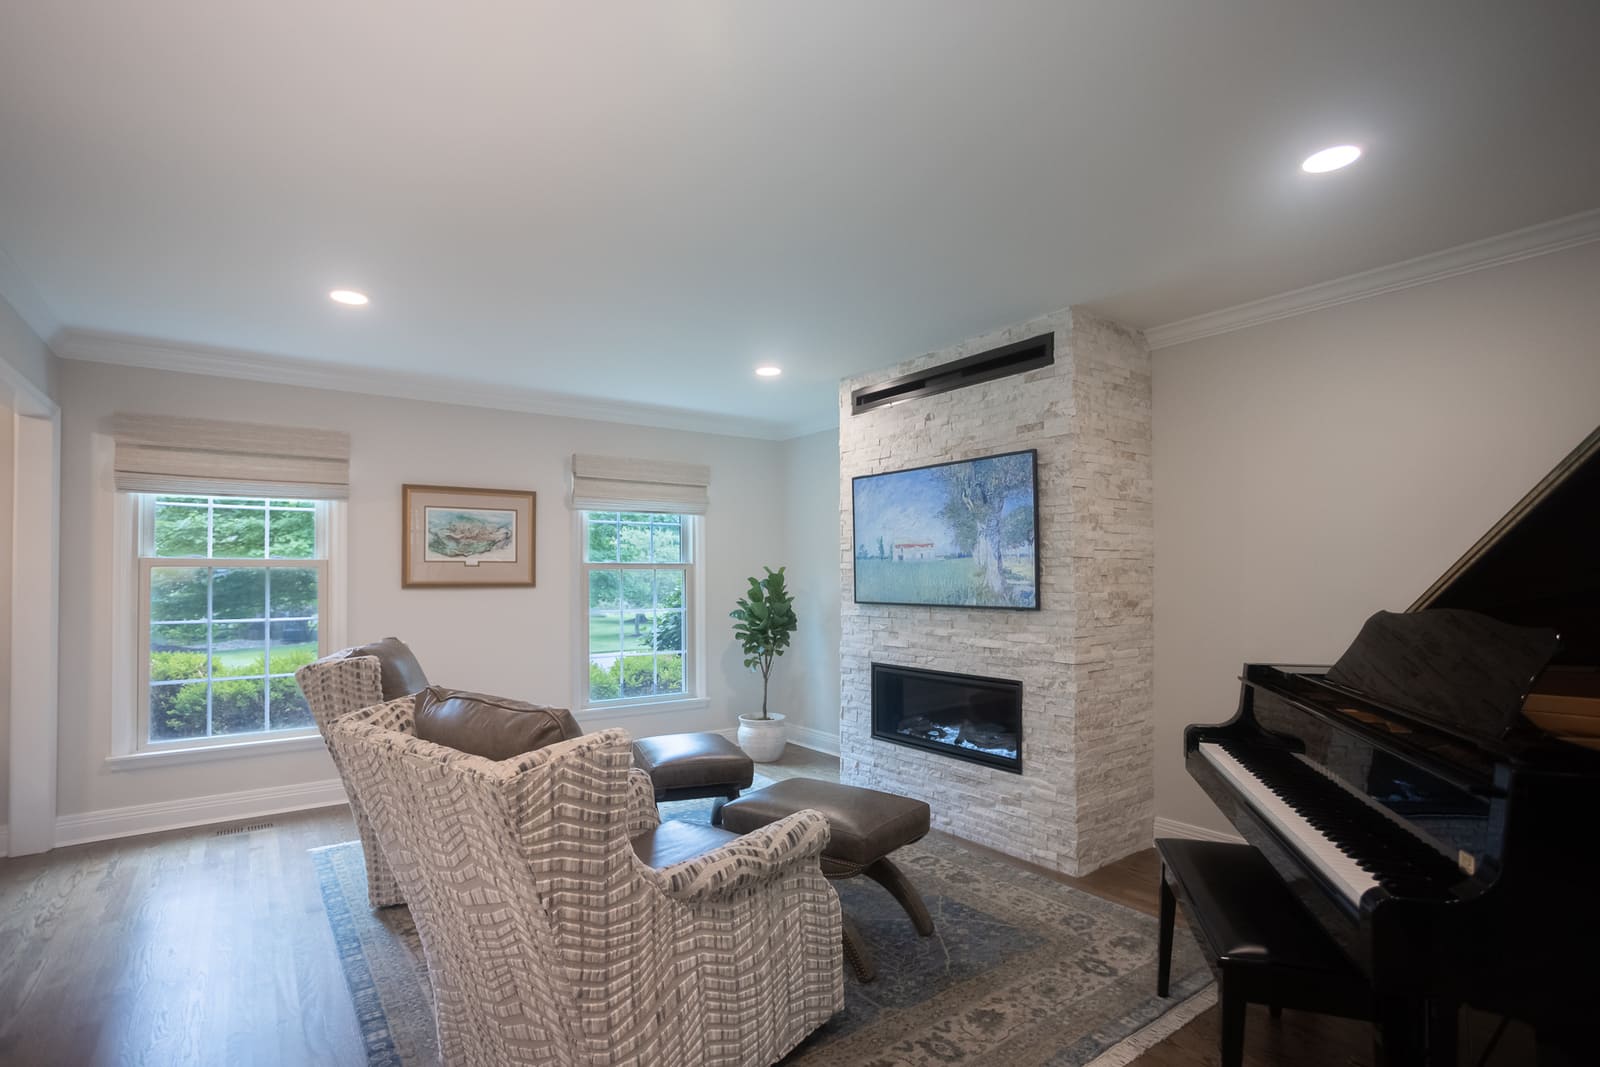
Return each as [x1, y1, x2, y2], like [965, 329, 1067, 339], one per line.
[729, 566, 797, 719]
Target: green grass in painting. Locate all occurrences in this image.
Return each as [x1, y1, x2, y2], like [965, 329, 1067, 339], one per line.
[855, 558, 1035, 608]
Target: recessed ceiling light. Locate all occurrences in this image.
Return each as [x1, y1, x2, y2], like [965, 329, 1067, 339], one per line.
[755, 365, 782, 378]
[329, 289, 369, 306]
[1301, 145, 1362, 174]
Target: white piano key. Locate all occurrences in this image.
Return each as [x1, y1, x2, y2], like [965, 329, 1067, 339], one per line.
[1199, 741, 1379, 907]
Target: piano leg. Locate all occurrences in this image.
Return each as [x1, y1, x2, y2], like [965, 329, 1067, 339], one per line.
[1426, 1000, 1458, 1067]
[1374, 997, 1458, 1067]
[1374, 996, 1425, 1067]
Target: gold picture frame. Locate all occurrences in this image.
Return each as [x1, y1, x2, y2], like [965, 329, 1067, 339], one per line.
[402, 484, 536, 588]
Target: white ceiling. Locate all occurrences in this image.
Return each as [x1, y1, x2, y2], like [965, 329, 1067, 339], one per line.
[1, 1, 1597, 438]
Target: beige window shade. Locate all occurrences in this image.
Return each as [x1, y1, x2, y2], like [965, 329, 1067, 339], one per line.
[570, 454, 710, 515]
[112, 414, 351, 499]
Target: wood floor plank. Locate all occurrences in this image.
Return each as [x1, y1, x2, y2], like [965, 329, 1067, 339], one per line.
[0, 806, 366, 1067]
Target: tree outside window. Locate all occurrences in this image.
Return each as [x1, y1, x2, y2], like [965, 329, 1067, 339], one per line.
[582, 511, 692, 704]
[142, 495, 328, 745]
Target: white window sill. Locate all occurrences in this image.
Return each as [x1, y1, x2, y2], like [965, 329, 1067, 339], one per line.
[105, 731, 325, 771]
[576, 696, 710, 723]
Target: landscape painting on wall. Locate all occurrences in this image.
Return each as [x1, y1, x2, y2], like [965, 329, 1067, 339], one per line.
[402, 484, 536, 587]
[424, 507, 517, 563]
[852, 449, 1038, 609]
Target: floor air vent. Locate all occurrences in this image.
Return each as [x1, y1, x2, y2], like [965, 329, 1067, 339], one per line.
[215, 822, 275, 836]
[851, 332, 1054, 416]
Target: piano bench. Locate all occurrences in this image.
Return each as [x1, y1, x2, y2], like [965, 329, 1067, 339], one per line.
[1156, 838, 1370, 1067]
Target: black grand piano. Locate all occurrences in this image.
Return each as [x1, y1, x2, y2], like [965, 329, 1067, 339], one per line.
[1186, 424, 1600, 1066]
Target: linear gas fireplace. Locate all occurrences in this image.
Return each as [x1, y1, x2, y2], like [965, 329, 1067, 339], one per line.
[871, 663, 1022, 773]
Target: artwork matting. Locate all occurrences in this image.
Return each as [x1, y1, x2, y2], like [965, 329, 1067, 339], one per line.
[402, 484, 536, 588]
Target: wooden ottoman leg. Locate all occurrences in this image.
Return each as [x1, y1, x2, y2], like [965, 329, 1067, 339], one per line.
[840, 913, 877, 983]
[863, 855, 934, 937]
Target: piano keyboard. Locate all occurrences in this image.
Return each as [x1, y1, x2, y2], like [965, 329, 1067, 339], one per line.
[1198, 741, 1380, 907]
[1198, 741, 1464, 909]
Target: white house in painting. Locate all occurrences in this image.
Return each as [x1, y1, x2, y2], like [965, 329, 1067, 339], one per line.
[893, 541, 934, 561]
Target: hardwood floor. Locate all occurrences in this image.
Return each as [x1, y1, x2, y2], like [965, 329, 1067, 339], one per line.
[0, 748, 1529, 1065]
[0, 805, 365, 1066]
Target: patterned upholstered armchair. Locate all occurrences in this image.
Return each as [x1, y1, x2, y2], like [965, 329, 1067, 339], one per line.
[326, 695, 843, 1067]
[298, 645, 667, 910]
[297, 644, 426, 908]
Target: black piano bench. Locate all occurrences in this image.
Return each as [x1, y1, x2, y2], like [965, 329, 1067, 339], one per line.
[1156, 838, 1370, 1067]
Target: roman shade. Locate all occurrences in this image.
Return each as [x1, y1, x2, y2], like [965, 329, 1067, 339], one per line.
[112, 414, 351, 499]
[570, 453, 710, 514]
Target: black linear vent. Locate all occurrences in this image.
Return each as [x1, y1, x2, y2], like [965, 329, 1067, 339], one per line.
[851, 332, 1054, 416]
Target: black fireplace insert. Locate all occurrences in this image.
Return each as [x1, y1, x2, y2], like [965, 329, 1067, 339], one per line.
[871, 662, 1022, 773]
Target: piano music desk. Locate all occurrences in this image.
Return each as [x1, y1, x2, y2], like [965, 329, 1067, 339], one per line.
[1156, 838, 1371, 1067]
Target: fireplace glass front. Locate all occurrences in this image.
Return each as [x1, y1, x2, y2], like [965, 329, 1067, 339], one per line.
[870, 662, 1022, 773]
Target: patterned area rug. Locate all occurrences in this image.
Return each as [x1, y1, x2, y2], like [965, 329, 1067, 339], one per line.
[313, 792, 1213, 1066]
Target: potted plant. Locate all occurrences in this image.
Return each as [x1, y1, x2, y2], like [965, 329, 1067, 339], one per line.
[730, 565, 797, 762]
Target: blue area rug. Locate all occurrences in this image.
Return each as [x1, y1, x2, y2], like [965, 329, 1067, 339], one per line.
[314, 792, 1212, 1065]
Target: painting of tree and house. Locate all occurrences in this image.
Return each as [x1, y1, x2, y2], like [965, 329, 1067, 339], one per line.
[851, 450, 1038, 609]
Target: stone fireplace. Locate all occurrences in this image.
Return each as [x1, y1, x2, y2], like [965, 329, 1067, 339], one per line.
[838, 307, 1154, 877]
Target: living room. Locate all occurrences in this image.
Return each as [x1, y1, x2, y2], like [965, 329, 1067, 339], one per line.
[3, 4, 1599, 1066]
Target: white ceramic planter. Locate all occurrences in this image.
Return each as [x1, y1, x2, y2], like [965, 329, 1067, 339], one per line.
[737, 712, 788, 763]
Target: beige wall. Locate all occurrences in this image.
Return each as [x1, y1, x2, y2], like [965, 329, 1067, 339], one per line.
[0, 292, 55, 400]
[56, 360, 793, 818]
[1151, 241, 1600, 835]
[0, 289, 56, 839]
[777, 427, 842, 746]
[0, 392, 13, 831]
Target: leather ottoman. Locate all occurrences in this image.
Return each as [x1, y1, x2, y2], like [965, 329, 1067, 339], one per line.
[632, 732, 755, 826]
[722, 778, 934, 981]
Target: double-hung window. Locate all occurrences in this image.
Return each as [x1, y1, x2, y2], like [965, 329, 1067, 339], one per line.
[138, 494, 329, 748]
[109, 413, 349, 763]
[570, 453, 708, 712]
[581, 511, 696, 707]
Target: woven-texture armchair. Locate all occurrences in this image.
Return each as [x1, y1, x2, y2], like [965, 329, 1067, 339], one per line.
[297, 653, 663, 910]
[298, 653, 405, 907]
[327, 696, 843, 1067]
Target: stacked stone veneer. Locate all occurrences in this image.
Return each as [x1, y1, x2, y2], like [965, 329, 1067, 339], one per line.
[838, 307, 1153, 876]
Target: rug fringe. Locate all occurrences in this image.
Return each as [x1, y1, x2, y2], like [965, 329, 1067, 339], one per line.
[1082, 986, 1217, 1067]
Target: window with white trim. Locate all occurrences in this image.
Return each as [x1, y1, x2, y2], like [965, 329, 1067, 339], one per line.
[138, 494, 329, 748]
[581, 511, 696, 706]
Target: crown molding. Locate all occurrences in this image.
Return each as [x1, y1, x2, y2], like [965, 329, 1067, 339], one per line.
[1144, 208, 1600, 350]
[55, 330, 795, 440]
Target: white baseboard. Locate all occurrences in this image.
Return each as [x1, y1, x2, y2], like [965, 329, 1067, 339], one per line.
[1153, 816, 1246, 845]
[786, 725, 841, 757]
[53, 778, 349, 849]
[713, 724, 841, 758]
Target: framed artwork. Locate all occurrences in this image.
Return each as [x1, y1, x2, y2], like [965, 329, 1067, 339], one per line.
[851, 449, 1039, 609]
[402, 485, 536, 588]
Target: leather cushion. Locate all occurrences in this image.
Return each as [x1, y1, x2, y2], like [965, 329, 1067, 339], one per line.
[413, 687, 581, 762]
[332, 637, 431, 701]
[630, 820, 740, 869]
[632, 732, 754, 791]
[1155, 838, 1357, 972]
[721, 778, 930, 867]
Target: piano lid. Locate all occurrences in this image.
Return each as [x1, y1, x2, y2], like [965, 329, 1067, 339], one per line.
[1408, 423, 1600, 668]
